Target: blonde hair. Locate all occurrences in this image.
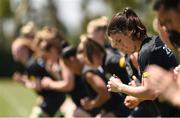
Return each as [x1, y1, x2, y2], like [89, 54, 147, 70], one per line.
[20, 21, 37, 38]
[87, 16, 109, 34]
[33, 26, 67, 55]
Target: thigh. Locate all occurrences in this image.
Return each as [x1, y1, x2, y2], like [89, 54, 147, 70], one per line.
[73, 107, 92, 117]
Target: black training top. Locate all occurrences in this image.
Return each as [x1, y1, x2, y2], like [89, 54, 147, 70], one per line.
[138, 36, 178, 77]
[96, 68, 130, 116]
[82, 65, 98, 99]
[68, 74, 88, 107]
[137, 36, 179, 116]
[81, 65, 102, 116]
[83, 65, 130, 116]
[124, 54, 140, 80]
[25, 58, 52, 80]
[25, 57, 65, 98]
[102, 50, 130, 84]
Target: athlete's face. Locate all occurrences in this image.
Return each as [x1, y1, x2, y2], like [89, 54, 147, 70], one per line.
[109, 31, 137, 54]
[156, 6, 180, 50]
[40, 46, 59, 63]
[157, 7, 180, 33]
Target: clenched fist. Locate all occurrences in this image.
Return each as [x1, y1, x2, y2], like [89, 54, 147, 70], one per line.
[107, 75, 123, 93]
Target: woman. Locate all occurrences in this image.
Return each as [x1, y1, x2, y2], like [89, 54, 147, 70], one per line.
[61, 46, 111, 117]
[107, 7, 179, 116]
[79, 36, 134, 116]
[12, 37, 66, 117]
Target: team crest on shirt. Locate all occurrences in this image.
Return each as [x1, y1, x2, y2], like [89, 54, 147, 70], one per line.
[163, 45, 172, 56]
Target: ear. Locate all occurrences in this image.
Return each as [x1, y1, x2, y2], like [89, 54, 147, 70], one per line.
[69, 56, 75, 61]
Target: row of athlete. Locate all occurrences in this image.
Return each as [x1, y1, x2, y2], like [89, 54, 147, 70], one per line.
[11, 18, 138, 117]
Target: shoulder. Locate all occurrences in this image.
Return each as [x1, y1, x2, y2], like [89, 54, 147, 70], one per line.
[26, 58, 40, 72]
[139, 36, 163, 58]
[151, 36, 174, 58]
[82, 65, 96, 75]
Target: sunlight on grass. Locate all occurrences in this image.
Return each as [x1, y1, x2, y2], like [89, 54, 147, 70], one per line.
[0, 79, 37, 117]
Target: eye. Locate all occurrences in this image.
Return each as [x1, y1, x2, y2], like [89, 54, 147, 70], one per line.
[117, 38, 121, 43]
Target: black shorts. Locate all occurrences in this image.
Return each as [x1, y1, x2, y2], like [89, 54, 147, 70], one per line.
[85, 108, 101, 117]
[130, 101, 161, 117]
[103, 93, 130, 117]
[155, 100, 180, 117]
[40, 94, 66, 116]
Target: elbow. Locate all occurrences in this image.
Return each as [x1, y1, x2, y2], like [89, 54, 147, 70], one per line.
[95, 92, 110, 108]
[146, 89, 159, 100]
[148, 94, 157, 100]
[102, 90, 111, 102]
[65, 85, 74, 92]
[104, 92, 111, 101]
[63, 82, 74, 92]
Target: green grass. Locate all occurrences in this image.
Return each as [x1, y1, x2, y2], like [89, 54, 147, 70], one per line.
[0, 78, 37, 117]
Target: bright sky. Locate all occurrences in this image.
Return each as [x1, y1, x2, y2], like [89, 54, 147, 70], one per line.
[31, 0, 108, 33]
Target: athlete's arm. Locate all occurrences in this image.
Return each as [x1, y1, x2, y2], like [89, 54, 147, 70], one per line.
[107, 75, 158, 100]
[41, 59, 74, 92]
[81, 71, 110, 110]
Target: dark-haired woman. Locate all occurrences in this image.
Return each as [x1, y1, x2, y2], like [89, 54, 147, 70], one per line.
[79, 36, 140, 116]
[107, 8, 179, 116]
[61, 46, 114, 117]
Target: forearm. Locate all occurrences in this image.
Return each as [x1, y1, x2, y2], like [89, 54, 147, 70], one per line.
[119, 84, 157, 100]
[49, 81, 73, 92]
[20, 77, 36, 89]
[90, 94, 109, 108]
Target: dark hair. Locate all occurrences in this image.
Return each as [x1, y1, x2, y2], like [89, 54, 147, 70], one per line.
[42, 26, 66, 42]
[82, 37, 106, 63]
[61, 46, 77, 59]
[39, 39, 62, 54]
[107, 8, 147, 40]
[153, 0, 180, 11]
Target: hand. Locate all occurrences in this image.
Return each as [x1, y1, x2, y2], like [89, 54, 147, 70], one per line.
[41, 77, 53, 89]
[107, 75, 123, 93]
[80, 97, 95, 110]
[128, 76, 140, 87]
[124, 96, 141, 109]
[13, 72, 23, 82]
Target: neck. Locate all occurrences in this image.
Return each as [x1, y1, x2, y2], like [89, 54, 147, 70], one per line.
[75, 61, 84, 75]
[134, 36, 146, 52]
[135, 40, 143, 52]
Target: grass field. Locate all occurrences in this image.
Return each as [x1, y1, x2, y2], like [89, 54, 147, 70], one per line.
[0, 78, 37, 117]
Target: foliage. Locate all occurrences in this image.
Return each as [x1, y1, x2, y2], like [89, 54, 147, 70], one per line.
[0, 0, 156, 76]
